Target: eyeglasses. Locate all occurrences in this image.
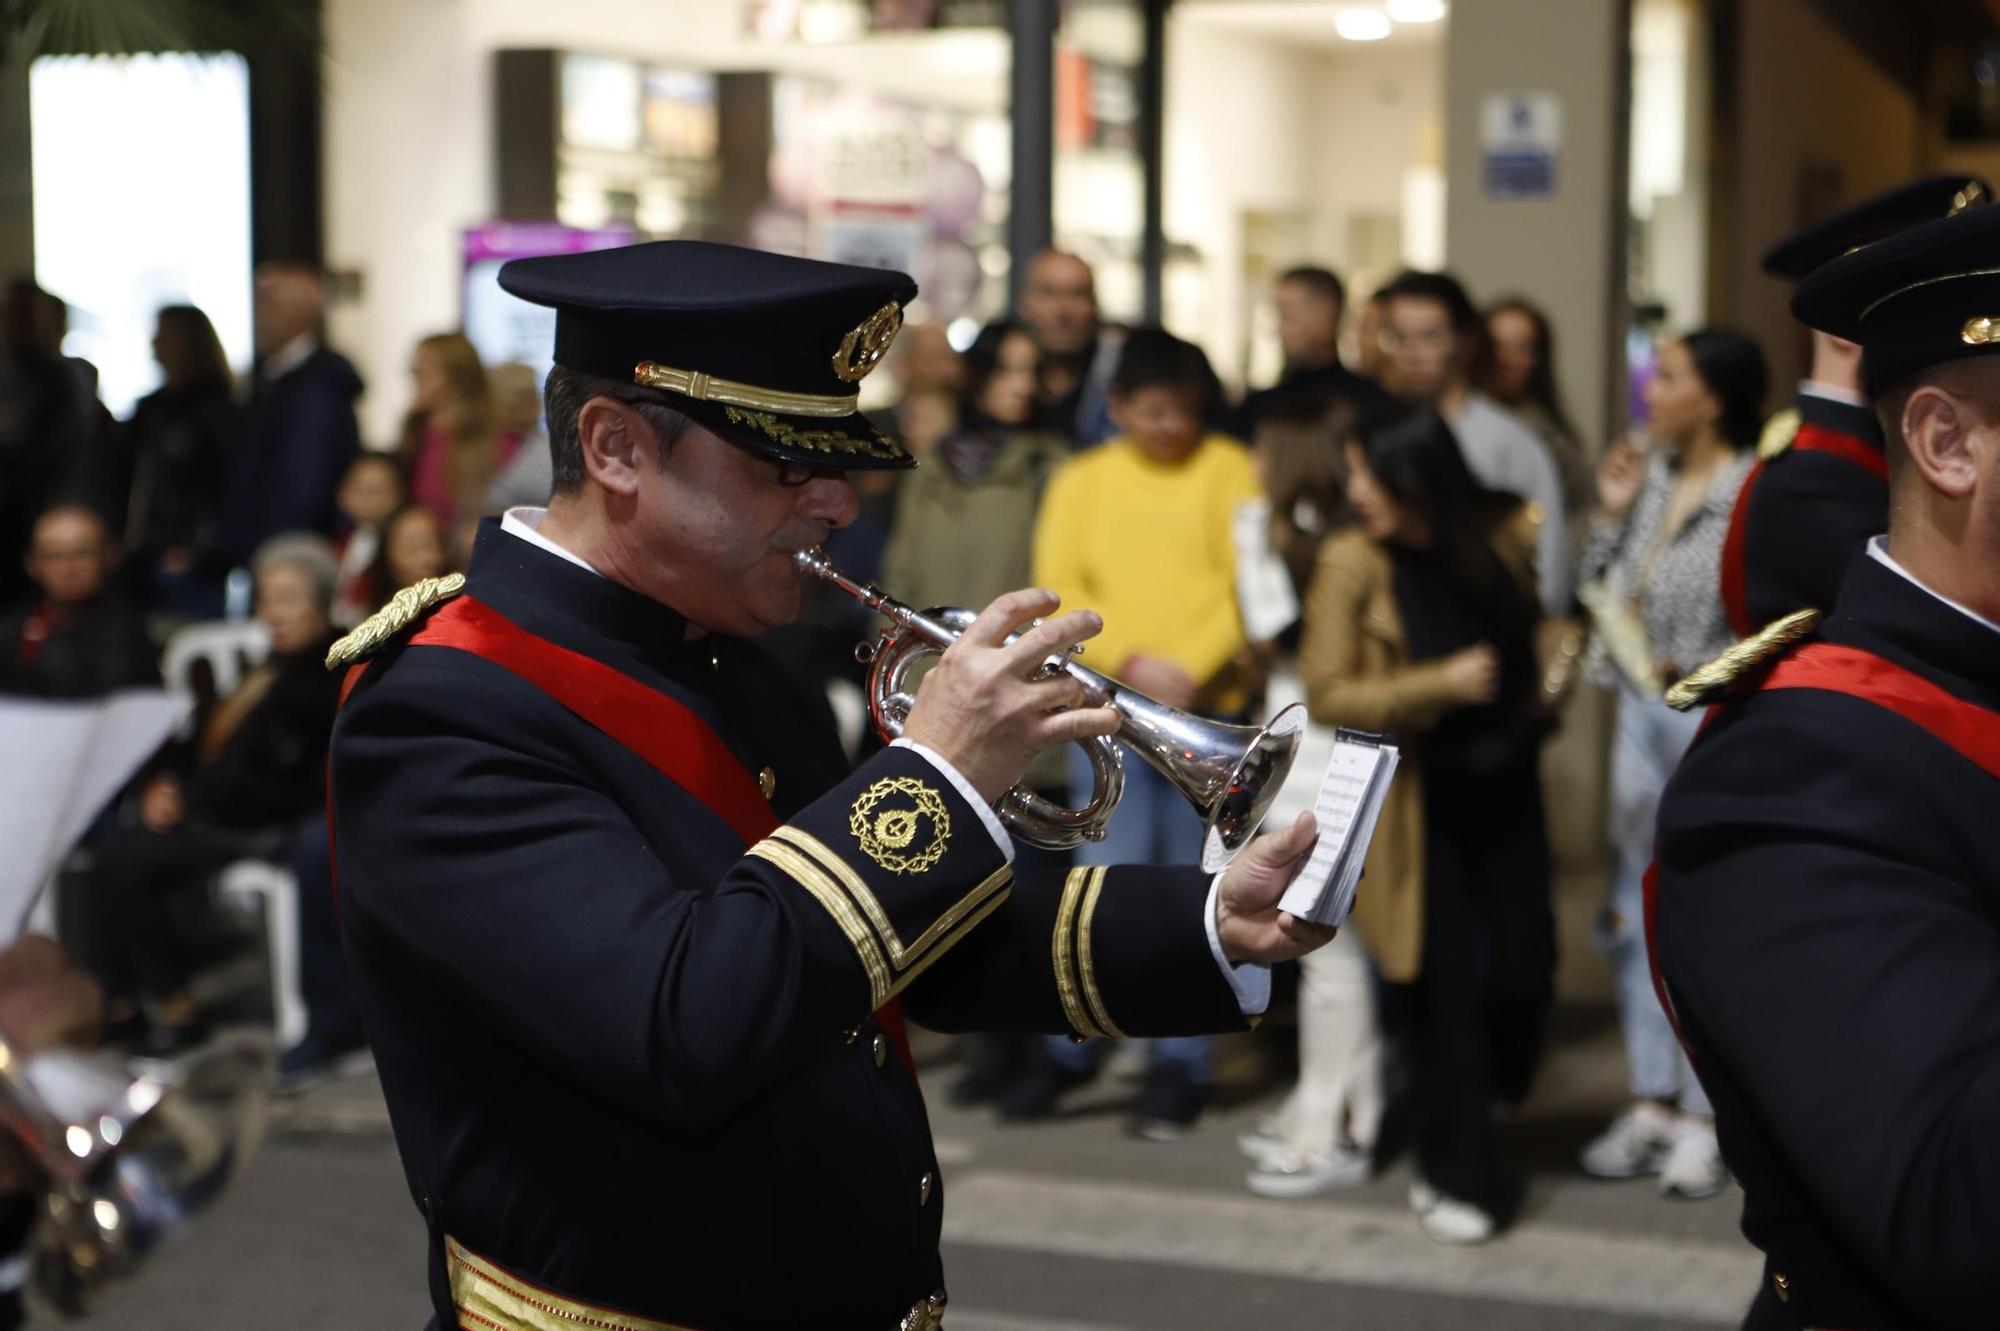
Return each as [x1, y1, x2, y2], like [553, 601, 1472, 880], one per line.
[773, 457, 847, 488]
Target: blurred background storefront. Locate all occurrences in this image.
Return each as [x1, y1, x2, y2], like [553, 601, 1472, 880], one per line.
[9, 0, 2000, 447]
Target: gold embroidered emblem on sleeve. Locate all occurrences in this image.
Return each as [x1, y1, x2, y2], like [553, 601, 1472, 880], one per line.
[850, 777, 951, 874]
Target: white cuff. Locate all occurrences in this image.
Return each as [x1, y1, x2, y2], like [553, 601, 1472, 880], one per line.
[890, 738, 1015, 864]
[1205, 874, 1271, 1015]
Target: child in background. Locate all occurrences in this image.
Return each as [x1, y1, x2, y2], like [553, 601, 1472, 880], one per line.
[1228, 387, 1388, 1199]
[331, 452, 405, 628]
[1004, 328, 1261, 1140]
[364, 503, 455, 613]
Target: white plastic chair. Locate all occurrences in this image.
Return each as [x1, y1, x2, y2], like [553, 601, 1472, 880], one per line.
[160, 620, 270, 739]
[216, 859, 306, 1048]
[158, 619, 305, 1046]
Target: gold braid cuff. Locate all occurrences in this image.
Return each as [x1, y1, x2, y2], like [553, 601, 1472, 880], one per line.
[1665, 609, 1822, 711]
[1053, 868, 1108, 1040]
[634, 362, 859, 418]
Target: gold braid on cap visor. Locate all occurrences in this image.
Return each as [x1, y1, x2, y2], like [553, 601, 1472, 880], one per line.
[633, 362, 861, 418]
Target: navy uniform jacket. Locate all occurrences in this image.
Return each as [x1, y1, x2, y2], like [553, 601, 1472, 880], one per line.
[1731, 391, 1887, 632]
[330, 524, 1250, 1331]
[1654, 551, 2000, 1330]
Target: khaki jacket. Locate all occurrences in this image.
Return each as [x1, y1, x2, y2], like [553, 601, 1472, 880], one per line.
[1296, 510, 1540, 981]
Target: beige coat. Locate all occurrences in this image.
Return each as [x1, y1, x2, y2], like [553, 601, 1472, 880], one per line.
[1296, 511, 1540, 982]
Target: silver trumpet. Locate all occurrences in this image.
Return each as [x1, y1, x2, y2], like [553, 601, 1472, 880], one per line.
[796, 548, 1305, 868]
[0, 1036, 267, 1316]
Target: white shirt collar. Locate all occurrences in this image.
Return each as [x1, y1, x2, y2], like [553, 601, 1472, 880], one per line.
[500, 506, 602, 577]
[1797, 380, 1870, 409]
[1865, 536, 2000, 636]
[261, 332, 319, 381]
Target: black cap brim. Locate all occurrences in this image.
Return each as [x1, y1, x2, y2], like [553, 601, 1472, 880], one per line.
[1763, 175, 1990, 282]
[1793, 201, 2000, 394]
[673, 394, 913, 472]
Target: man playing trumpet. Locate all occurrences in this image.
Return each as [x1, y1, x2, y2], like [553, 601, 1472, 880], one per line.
[326, 242, 1333, 1331]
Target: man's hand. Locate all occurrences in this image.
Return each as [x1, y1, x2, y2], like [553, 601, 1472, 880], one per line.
[1216, 812, 1336, 965]
[900, 588, 1120, 804]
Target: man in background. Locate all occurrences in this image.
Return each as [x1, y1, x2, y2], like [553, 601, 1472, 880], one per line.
[1230, 265, 1386, 440]
[0, 504, 156, 698]
[219, 262, 363, 564]
[1380, 269, 1570, 612]
[1018, 250, 1122, 448]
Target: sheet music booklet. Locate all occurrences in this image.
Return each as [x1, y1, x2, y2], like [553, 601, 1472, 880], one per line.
[1275, 728, 1400, 928]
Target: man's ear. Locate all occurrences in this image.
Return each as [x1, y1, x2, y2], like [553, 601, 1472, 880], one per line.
[1900, 384, 1982, 501]
[575, 398, 645, 497]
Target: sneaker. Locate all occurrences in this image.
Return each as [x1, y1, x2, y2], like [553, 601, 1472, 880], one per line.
[995, 1059, 1093, 1122]
[1127, 1066, 1209, 1142]
[1236, 1122, 1291, 1167]
[1408, 1178, 1496, 1245]
[1658, 1117, 1728, 1199]
[1579, 1101, 1680, 1179]
[1246, 1145, 1371, 1200]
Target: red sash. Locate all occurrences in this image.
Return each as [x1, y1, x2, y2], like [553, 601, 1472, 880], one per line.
[1646, 643, 2000, 1055]
[1791, 422, 1889, 482]
[1719, 461, 1765, 637]
[330, 594, 917, 1079]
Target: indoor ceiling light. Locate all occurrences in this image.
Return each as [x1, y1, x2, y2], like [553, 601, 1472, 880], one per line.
[1333, 8, 1393, 41]
[1385, 0, 1449, 22]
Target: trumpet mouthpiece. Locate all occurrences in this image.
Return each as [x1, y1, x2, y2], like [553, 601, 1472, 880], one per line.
[793, 548, 831, 577]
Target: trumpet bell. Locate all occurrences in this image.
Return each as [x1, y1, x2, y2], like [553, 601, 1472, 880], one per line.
[1192, 703, 1307, 871]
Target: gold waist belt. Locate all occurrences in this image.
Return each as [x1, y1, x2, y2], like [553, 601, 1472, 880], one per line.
[447, 1236, 697, 1331]
[445, 1236, 947, 1331]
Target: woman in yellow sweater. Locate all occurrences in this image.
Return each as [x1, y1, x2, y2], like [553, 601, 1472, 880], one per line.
[1001, 329, 1262, 1139]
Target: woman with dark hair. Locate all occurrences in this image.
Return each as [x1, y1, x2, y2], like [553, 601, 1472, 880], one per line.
[1297, 407, 1554, 1242]
[118, 303, 240, 616]
[364, 502, 455, 611]
[881, 319, 1072, 1104]
[1477, 298, 1591, 519]
[1574, 325, 1766, 1202]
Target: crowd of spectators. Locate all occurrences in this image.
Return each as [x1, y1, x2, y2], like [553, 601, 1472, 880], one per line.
[0, 261, 545, 1085]
[0, 245, 1773, 1241]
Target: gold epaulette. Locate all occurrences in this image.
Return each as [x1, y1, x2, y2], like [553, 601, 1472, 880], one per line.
[324, 573, 467, 671]
[1756, 407, 1801, 461]
[1664, 609, 1821, 711]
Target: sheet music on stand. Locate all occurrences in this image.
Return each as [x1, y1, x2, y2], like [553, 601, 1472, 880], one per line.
[1276, 728, 1400, 928]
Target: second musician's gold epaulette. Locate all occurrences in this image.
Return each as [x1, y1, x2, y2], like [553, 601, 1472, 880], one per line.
[1665, 609, 1821, 711]
[325, 573, 467, 671]
[1756, 407, 1801, 461]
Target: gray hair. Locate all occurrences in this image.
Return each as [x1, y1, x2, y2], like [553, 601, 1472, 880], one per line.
[543, 365, 695, 494]
[250, 532, 339, 611]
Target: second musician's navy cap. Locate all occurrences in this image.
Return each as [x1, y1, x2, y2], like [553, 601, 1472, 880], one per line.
[1762, 175, 1990, 283]
[1793, 201, 2000, 394]
[499, 240, 919, 471]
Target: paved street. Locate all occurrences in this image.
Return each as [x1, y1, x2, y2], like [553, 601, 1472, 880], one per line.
[76, 1004, 1761, 1331]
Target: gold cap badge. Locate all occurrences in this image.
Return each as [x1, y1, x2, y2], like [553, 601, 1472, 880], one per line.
[831, 302, 903, 384]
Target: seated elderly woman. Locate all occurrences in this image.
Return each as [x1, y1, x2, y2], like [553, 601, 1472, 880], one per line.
[79, 534, 343, 1057]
